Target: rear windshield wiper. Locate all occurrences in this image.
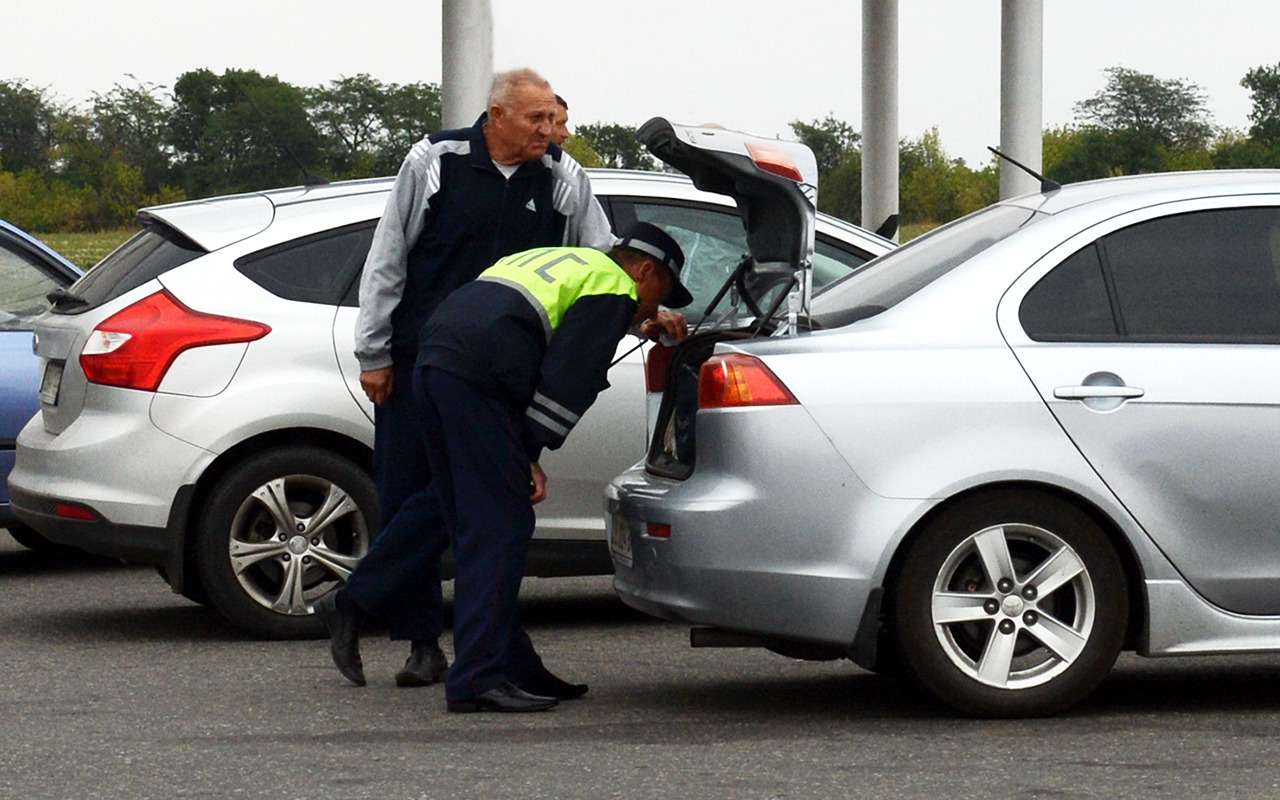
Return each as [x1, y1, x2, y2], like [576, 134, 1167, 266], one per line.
[47, 287, 89, 310]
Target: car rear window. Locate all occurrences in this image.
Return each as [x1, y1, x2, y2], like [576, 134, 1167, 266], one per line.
[58, 223, 205, 314]
[810, 204, 1046, 328]
[235, 222, 375, 307]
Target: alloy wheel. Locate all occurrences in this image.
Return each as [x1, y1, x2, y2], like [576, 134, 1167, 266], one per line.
[227, 474, 368, 616]
[930, 523, 1095, 690]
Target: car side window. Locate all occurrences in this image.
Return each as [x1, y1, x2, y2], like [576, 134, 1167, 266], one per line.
[0, 239, 64, 325]
[1102, 207, 1280, 343]
[631, 202, 748, 322]
[237, 223, 376, 307]
[1020, 244, 1118, 341]
[813, 237, 872, 287]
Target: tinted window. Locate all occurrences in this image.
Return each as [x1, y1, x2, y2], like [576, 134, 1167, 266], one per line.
[632, 202, 865, 323]
[1103, 208, 1280, 343]
[62, 224, 205, 313]
[1020, 244, 1118, 341]
[237, 223, 375, 307]
[812, 205, 1046, 328]
[0, 239, 65, 329]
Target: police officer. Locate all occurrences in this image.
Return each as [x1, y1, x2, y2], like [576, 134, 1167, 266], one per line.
[317, 67, 617, 688]
[416, 222, 692, 712]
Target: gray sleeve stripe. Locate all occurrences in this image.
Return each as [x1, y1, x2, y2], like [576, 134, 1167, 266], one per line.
[526, 407, 570, 438]
[532, 392, 581, 425]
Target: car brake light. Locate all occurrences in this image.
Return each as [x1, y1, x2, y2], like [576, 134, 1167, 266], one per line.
[746, 142, 804, 182]
[80, 290, 270, 392]
[698, 354, 798, 409]
[645, 343, 675, 393]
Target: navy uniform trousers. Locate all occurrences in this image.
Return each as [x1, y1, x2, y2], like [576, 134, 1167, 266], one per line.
[416, 366, 546, 702]
[343, 360, 444, 643]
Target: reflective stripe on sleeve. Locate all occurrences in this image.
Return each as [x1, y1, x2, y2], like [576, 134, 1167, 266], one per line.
[532, 392, 581, 425]
[526, 407, 570, 438]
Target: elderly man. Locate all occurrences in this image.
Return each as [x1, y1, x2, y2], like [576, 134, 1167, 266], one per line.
[318, 68, 628, 690]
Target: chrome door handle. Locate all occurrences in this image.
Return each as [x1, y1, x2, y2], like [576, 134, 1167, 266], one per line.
[1053, 385, 1144, 400]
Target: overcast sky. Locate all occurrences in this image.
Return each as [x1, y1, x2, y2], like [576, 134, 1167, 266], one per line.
[9, 1, 1279, 165]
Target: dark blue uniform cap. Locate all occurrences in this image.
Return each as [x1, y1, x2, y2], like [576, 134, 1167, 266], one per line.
[616, 222, 694, 309]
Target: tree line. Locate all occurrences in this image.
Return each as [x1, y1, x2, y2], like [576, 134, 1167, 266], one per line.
[3, 64, 1280, 233]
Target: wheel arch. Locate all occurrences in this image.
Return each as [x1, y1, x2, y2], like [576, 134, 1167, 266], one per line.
[877, 480, 1147, 652]
[178, 427, 374, 590]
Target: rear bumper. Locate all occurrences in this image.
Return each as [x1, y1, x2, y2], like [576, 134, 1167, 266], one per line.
[11, 484, 195, 571]
[607, 405, 927, 655]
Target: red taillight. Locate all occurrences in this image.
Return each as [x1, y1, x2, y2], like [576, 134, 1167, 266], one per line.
[54, 502, 98, 521]
[645, 522, 671, 539]
[746, 142, 804, 182]
[644, 343, 675, 393]
[698, 354, 798, 409]
[80, 290, 270, 392]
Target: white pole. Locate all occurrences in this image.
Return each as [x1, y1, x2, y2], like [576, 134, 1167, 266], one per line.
[442, 0, 494, 129]
[861, 0, 899, 240]
[999, 0, 1044, 199]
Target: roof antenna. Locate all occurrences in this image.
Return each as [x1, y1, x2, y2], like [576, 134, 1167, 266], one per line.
[242, 87, 329, 187]
[987, 146, 1060, 193]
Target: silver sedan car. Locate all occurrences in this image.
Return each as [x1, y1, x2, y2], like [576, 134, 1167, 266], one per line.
[609, 154, 1280, 716]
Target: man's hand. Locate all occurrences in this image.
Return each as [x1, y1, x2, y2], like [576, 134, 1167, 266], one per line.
[360, 367, 394, 406]
[530, 462, 548, 505]
[639, 310, 689, 343]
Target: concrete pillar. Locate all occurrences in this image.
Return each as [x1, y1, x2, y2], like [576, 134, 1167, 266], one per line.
[442, 0, 494, 129]
[861, 0, 899, 240]
[999, 0, 1044, 199]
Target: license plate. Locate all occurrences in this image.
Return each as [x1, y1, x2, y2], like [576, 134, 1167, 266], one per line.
[609, 513, 633, 567]
[39, 361, 64, 406]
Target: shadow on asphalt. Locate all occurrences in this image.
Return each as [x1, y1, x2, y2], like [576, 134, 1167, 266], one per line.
[517, 591, 658, 629]
[0, 545, 133, 577]
[15, 602, 247, 643]
[1084, 660, 1280, 715]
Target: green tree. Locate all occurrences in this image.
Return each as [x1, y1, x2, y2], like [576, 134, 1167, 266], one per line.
[1241, 63, 1280, 147]
[788, 115, 862, 223]
[560, 135, 604, 168]
[574, 123, 655, 170]
[308, 74, 387, 177]
[897, 128, 996, 226]
[373, 82, 442, 175]
[169, 68, 324, 195]
[1073, 66, 1214, 149]
[91, 78, 174, 193]
[0, 79, 58, 174]
[789, 114, 860, 177]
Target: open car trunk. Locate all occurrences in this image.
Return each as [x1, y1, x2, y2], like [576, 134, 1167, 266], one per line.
[634, 119, 819, 478]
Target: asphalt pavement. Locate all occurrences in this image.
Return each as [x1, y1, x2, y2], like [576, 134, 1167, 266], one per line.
[4, 534, 1280, 800]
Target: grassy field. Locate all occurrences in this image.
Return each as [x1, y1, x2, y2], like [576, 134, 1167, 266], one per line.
[34, 229, 137, 269]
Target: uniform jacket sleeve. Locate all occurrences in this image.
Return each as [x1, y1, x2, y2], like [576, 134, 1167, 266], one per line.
[523, 294, 638, 461]
[353, 141, 439, 371]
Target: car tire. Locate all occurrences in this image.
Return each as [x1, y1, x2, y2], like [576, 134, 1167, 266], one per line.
[7, 524, 73, 554]
[892, 489, 1127, 718]
[195, 446, 377, 640]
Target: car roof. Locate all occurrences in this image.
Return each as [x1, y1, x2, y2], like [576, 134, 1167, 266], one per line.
[139, 169, 893, 254]
[0, 218, 81, 277]
[1005, 169, 1280, 216]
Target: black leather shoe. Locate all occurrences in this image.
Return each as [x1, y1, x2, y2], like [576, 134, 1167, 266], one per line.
[316, 591, 365, 687]
[395, 641, 448, 687]
[517, 667, 589, 701]
[446, 682, 558, 713]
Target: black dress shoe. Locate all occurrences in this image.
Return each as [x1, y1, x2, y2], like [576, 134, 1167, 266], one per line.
[315, 591, 365, 687]
[395, 641, 448, 687]
[446, 682, 558, 713]
[517, 667, 589, 701]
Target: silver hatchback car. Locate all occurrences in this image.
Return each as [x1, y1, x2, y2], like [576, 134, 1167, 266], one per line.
[10, 167, 889, 638]
[609, 141, 1280, 717]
